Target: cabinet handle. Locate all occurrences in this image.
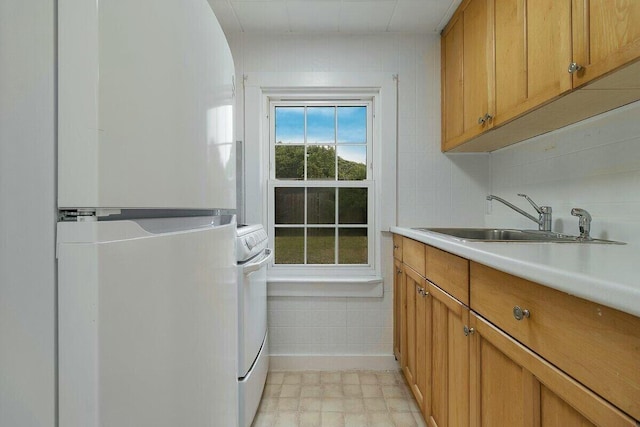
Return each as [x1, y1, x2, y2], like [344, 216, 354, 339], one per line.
[478, 113, 493, 125]
[513, 306, 531, 321]
[416, 286, 429, 297]
[463, 325, 475, 336]
[396, 269, 402, 275]
[568, 62, 583, 74]
[393, 244, 399, 249]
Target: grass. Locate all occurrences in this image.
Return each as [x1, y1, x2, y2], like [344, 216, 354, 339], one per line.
[274, 234, 368, 265]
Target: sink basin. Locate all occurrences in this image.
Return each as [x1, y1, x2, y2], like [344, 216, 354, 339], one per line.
[414, 228, 625, 244]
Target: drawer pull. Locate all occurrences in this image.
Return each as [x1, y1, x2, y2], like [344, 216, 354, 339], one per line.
[513, 306, 531, 321]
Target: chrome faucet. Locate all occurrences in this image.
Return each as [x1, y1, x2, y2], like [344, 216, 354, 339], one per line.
[571, 208, 592, 240]
[486, 194, 553, 232]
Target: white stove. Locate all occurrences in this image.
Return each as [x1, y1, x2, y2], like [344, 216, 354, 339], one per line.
[236, 224, 271, 427]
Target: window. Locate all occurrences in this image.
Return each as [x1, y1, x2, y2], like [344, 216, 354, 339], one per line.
[268, 100, 374, 275]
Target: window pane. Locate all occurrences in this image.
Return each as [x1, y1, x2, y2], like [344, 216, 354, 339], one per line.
[275, 145, 304, 180]
[275, 107, 304, 144]
[307, 107, 335, 144]
[275, 187, 304, 224]
[337, 106, 366, 143]
[307, 188, 335, 224]
[275, 228, 304, 264]
[337, 146, 367, 180]
[338, 228, 368, 264]
[338, 188, 367, 224]
[307, 228, 335, 264]
[307, 145, 336, 180]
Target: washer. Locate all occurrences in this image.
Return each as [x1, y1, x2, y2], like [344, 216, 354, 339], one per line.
[236, 224, 271, 427]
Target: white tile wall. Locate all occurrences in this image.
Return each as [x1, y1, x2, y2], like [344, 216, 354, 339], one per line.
[229, 30, 640, 357]
[229, 32, 489, 356]
[487, 100, 640, 244]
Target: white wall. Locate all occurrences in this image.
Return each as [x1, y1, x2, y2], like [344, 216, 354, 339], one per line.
[487, 100, 640, 244]
[228, 32, 490, 360]
[0, 1, 57, 425]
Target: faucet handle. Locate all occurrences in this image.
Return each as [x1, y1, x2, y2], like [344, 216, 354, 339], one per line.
[517, 193, 545, 214]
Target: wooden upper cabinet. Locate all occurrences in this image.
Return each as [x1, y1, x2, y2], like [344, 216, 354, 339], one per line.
[441, 0, 495, 151]
[441, 0, 640, 152]
[462, 0, 494, 135]
[442, 15, 464, 149]
[572, 0, 640, 88]
[494, 0, 573, 126]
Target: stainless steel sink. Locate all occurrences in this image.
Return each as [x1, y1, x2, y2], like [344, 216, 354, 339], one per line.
[413, 228, 625, 244]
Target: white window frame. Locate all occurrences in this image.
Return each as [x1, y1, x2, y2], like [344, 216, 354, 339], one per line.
[268, 100, 375, 277]
[241, 73, 397, 297]
[264, 92, 384, 293]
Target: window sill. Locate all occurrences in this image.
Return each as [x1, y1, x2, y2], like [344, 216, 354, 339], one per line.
[267, 276, 383, 298]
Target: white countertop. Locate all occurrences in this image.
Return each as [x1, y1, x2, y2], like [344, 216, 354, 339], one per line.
[390, 226, 640, 318]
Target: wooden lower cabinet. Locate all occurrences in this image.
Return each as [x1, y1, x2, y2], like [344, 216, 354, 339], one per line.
[402, 266, 428, 410]
[393, 258, 403, 362]
[413, 271, 430, 415]
[469, 313, 636, 427]
[402, 266, 419, 388]
[392, 235, 638, 426]
[426, 283, 469, 427]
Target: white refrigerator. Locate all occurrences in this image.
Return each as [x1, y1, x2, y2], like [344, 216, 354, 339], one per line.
[56, 1, 238, 426]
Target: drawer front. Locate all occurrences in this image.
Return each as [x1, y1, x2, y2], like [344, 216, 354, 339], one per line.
[470, 262, 640, 420]
[393, 234, 403, 261]
[425, 246, 469, 305]
[402, 237, 425, 277]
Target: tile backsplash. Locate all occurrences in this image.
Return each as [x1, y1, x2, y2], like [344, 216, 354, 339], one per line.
[487, 100, 640, 244]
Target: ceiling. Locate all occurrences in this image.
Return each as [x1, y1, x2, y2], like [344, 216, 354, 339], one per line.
[208, 0, 462, 34]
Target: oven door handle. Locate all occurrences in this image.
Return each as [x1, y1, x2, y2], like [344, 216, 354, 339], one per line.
[242, 248, 273, 274]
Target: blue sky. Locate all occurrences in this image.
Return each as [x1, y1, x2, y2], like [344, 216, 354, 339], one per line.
[275, 106, 367, 164]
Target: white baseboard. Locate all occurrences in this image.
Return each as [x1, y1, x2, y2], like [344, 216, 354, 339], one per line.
[269, 354, 400, 371]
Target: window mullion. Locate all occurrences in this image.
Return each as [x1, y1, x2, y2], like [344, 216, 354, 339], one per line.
[304, 187, 308, 265]
[335, 187, 339, 265]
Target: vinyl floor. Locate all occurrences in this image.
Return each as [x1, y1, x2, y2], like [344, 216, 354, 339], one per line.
[251, 370, 427, 427]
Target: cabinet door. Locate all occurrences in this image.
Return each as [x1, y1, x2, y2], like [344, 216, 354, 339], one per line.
[427, 283, 470, 427]
[469, 313, 636, 427]
[494, 0, 573, 125]
[402, 266, 430, 413]
[414, 274, 431, 415]
[442, 14, 464, 150]
[442, 0, 494, 151]
[393, 259, 403, 361]
[463, 0, 494, 136]
[402, 266, 419, 387]
[572, 0, 640, 88]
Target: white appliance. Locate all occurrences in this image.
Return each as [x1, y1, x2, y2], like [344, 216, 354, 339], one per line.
[56, 1, 238, 426]
[236, 224, 271, 427]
